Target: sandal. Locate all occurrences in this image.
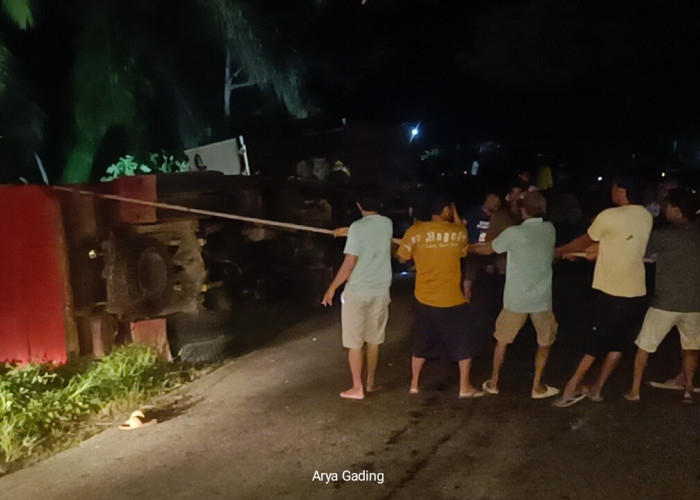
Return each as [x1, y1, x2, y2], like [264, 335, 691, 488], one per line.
[553, 394, 586, 408]
[119, 410, 157, 430]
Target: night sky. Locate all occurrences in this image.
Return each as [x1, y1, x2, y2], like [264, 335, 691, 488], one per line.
[3, 0, 700, 182]
[298, 0, 700, 163]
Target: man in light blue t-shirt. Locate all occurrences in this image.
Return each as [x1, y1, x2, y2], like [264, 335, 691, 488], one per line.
[322, 187, 393, 400]
[470, 191, 560, 399]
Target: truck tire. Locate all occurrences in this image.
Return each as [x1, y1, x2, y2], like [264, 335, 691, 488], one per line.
[106, 235, 175, 319]
[167, 311, 236, 362]
[177, 336, 237, 363]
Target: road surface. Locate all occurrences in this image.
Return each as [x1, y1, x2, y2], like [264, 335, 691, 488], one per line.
[1, 264, 699, 499]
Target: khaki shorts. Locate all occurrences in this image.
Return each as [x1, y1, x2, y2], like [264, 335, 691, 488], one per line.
[494, 309, 558, 346]
[341, 291, 391, 349]
[635, 307, 700, 353]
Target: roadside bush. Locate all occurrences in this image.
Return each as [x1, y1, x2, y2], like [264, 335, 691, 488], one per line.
[0, 345, 194, 465]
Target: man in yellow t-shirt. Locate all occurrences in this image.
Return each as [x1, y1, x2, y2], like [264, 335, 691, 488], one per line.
[553, 173, 652, 407]
[398, 193, 483, 399]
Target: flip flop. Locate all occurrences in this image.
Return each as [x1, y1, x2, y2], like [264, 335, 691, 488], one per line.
[649, 381, 700, 393]
[552, 394, 586, 408]
[118, 410, 157, 430]
[581, 386, 604, 402]
[459, 390, 484, 399]
[482, 380, 499, 395]
[531, 385, 560, 399]
[649, 380, 684, 391]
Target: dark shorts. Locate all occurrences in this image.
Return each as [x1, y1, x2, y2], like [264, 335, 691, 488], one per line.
[413, 301, 479, 361]
[584, 291, 648, 357]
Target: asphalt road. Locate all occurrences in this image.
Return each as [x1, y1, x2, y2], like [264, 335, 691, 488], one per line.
[1, 263, 699, 499]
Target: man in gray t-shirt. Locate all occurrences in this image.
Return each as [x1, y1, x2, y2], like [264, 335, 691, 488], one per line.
[625, 189, 700, 403]
[322, 188, 393, 400]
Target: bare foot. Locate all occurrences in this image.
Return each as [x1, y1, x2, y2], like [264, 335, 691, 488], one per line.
[409, 387, 419, 394]
[366, 384, 382, 393]
[340, 388, 364, 400]
[623, 391, 640, 401]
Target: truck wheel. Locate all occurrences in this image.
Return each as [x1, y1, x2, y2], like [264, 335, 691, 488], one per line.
[167, 311, 236, 361]
[177, 336, 236, 363]
[108, 235, 174, 319]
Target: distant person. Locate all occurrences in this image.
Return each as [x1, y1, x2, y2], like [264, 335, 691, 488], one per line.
[487, 185, 523, 243]
[646, 176, 680, 219]
[322, 187, 393, 400]
[465, 191, 501, 245]
[327, 160, 351, 185]
[460, 191, 509, 348]
[397, 192, 483, 399]
[463, 190, 502, 302]
[470, 191, 560, 399]
[624, 189, 700, 403]
[516, 169, 538, 192]
[553, 172, 652, 407]
[474, 184, 523, 278]
[547, 188, 586, 246]
[536, 164, 554, 190]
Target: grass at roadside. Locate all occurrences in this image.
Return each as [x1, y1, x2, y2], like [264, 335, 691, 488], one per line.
[0, 344, 199, 471]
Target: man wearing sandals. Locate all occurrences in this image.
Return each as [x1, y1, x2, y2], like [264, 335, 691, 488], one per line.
[624, 188, 700, 403]
[470, 191, 560, 399]
[397, 192, 483, 399]
[553, 172, 652, 407]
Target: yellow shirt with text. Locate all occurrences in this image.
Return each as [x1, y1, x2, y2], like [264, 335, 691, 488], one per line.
[397, 221, 468, 307]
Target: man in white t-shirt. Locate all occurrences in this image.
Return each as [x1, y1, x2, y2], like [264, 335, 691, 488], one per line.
[553, 173, 652, 407]
[322, 187, 393, 400]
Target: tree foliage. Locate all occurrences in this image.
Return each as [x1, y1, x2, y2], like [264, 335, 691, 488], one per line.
[61, 1, 150, 183]
[0, 0, 311, 184]
[57, 0, 311, 183]
[0, 44, 10, 96]
[201, 0, 308, 120]
[0, 37, 43, 183]
[1, 0, 33, 30]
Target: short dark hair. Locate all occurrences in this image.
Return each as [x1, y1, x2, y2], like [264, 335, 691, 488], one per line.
[356, 184, 383, 212]
[666, 188, 699, 220]
[428, 191, 453, 216]
[520, 191, 547, 217]
[612, 170, 645, 204]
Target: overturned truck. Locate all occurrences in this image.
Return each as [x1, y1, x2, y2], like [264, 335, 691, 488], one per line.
[0, 172, 352, 364]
